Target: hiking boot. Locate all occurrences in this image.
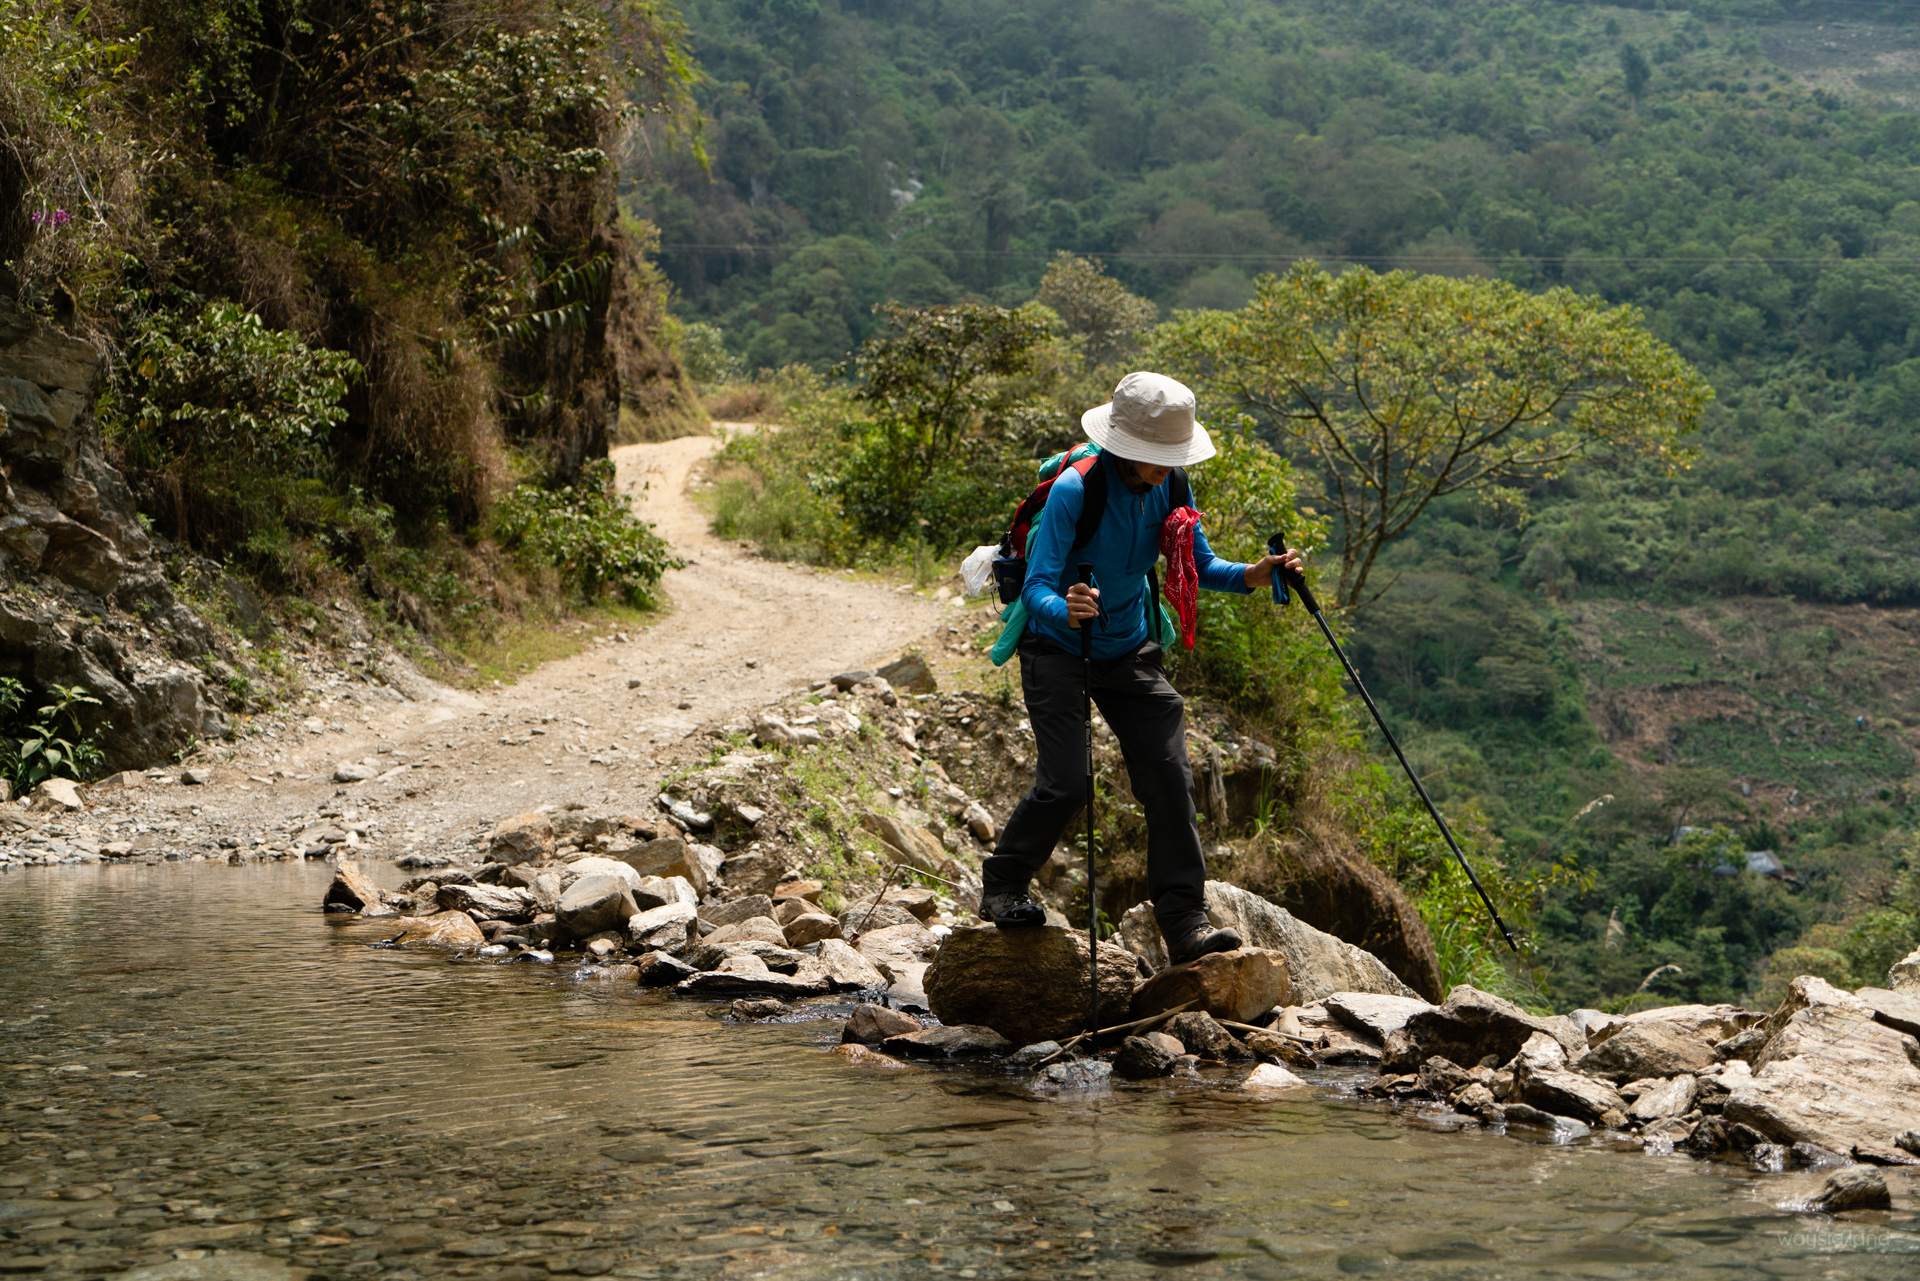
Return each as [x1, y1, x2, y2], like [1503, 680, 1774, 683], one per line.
[979, 891, 1047, 928]
[1165, 921, 1242, 965]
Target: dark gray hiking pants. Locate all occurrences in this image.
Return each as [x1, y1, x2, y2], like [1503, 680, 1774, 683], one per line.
[981, 634, 1207, 930]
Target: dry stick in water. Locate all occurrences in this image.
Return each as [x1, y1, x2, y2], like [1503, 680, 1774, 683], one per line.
[1216, 1018, 1316, 1045]
[1034, 999, 1199, 1067]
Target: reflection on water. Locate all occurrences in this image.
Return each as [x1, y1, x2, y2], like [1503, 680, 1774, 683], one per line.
[0, 862, 1915, 1279]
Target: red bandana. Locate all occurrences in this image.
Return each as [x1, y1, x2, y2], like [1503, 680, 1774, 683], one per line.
[1160, 506, 1202, 650]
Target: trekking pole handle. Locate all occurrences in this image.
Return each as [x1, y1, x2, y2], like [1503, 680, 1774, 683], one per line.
[1076, 563, 1095, 660]
[1266, 531, 1318, 615]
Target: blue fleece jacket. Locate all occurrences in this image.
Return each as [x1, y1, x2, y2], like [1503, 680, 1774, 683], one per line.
[1022, 451, 1252, 661]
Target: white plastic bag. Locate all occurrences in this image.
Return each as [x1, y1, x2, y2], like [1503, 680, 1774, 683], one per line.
[959, 544, 999, 598]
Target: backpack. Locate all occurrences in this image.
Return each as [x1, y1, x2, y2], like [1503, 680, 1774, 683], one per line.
[991, 444, 1192, 606]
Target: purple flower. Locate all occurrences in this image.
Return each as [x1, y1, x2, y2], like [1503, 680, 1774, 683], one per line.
[28, 209, 70, 228]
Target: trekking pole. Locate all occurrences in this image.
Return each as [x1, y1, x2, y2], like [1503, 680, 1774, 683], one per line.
[1076, 561, 1099, 1029]
[1266, 533, 1520, 954]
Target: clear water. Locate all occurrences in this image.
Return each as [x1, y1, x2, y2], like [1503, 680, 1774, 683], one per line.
[1, 862, 1915, 1279]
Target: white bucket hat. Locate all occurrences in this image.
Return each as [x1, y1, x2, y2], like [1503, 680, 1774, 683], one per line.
[1081, 371, 1215, 467]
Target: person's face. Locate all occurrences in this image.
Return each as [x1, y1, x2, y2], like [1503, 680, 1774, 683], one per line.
[1128, 460, 1173, 487]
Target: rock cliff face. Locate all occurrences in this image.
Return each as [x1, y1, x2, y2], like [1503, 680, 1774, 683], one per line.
[0, 284, 228, 767]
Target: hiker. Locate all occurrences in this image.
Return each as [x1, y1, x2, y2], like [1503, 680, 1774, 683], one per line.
[979, 371, 1304, 964]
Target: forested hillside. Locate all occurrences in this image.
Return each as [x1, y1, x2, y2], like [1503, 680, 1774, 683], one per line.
[637, 0, 1920, 1008]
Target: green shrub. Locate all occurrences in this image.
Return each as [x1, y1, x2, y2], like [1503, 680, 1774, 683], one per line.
[492, 459, 680, 606]
[0, 679, 103, 794]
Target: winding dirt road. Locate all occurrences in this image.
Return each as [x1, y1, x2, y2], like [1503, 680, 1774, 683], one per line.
[123, 431, 952, 856]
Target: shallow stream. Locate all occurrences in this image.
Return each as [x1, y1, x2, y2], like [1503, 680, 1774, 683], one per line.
[1, 863, 1915, 1279]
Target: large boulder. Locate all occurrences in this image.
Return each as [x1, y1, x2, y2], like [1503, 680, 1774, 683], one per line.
[1381, 985, 1584, 1074]
[1723, 975, 1920, 1156]
[1855, 987, 1920, 1040]
[1129, 949, 1290, 1024]
[1117, 882, 1420, 1002]
[1575, 1021, 1719, 1083]
[556, 874, 640, 940]
[923, 925, 1137, 1044]
[488, 813, 555, 865]
[1595, 1003, 1762, 1048]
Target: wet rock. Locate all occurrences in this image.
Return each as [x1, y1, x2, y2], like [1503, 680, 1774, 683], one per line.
[1166, 1011, 1240, 1061]
[396, 911, 486, 948]
[1130, 948, 1289, 1024]
[1323, 992, 1436, 1043]
[612, 837, 709, 897]
[731, 998, 790, 1019]
[1242, 1063, 1308, 1092]
[437, 882, 535, 922]
[1853, 1141, 1920, 1166]
[1381, 985, 1584, 1074]
[323, 860, 383, 912]
[676, 960, 830, 999]
[628, 902, 697, 952]
[831, 1043, 909, 1069]
[1891, 947, 1920, 993]
[1033, 1058, 1113, 1091]
[1628, 1074, 1698, 1122]
[489, 812, 555, 865]
[1807, 1166, 1892, 1212]
[633, 950, 696, 987]
[816, 938, 890, 992]
[783, 911, 842, 946]
[1420, 1056, 1473, 1099]
[704, 915, 788, 949]
[1723, 975, 1920, 1156]
[878, 653, 936, 694]
[1006, 1041, 1062, 1067]
[1117, 882, 1419, 1001]
[29, 777, 82, 811]
[1500, 1102, 1591, 1140]
[843, 1003, 921, 1044]
[839, 901, 923, 935]
[923, 924, 1137, 1044]
[1576, 1022, 1718, 1083]
[1114, 1034, 1178, 1078]
[1900, 1130, 1920, 1156]
[704, 894, 776, 928]
[633, 874, 697, 911]
[1516, 1068, 1626, 1125]
[556, 874, 641, 940]
[882, 1024, 1013, 1058]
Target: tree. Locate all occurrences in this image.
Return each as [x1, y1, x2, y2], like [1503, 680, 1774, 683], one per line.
[1035, 251, 1158, 368]
[1620, 43, 1651, 103]
[1156, 262, 1710, 608]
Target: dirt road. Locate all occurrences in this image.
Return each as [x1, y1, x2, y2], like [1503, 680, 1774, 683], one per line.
[57, 432, 953, 861]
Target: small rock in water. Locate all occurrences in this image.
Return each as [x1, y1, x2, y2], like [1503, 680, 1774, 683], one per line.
[1006, 1041, 1063, 1067]
[1113, 1034, 1177, 1079]
[831, 1043, 909, 1069]
[732, 998, 791, 1020]
[843, 1003, 920, 1044]
[634, 950, 697, 987]
[881, 1025, 1013, 1059]
[1500, 1102, 1591, 1141]
[1166, 1011, 1242, 1061]
[1033, 1059, 1113, 1092]
[1806, 1165, 1892, 1212]
[1242, 1062, 1308, 1092]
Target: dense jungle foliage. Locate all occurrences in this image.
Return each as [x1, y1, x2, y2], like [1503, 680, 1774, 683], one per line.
[650, 0, 1920, 1006]
[1, 0, 697, 660]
